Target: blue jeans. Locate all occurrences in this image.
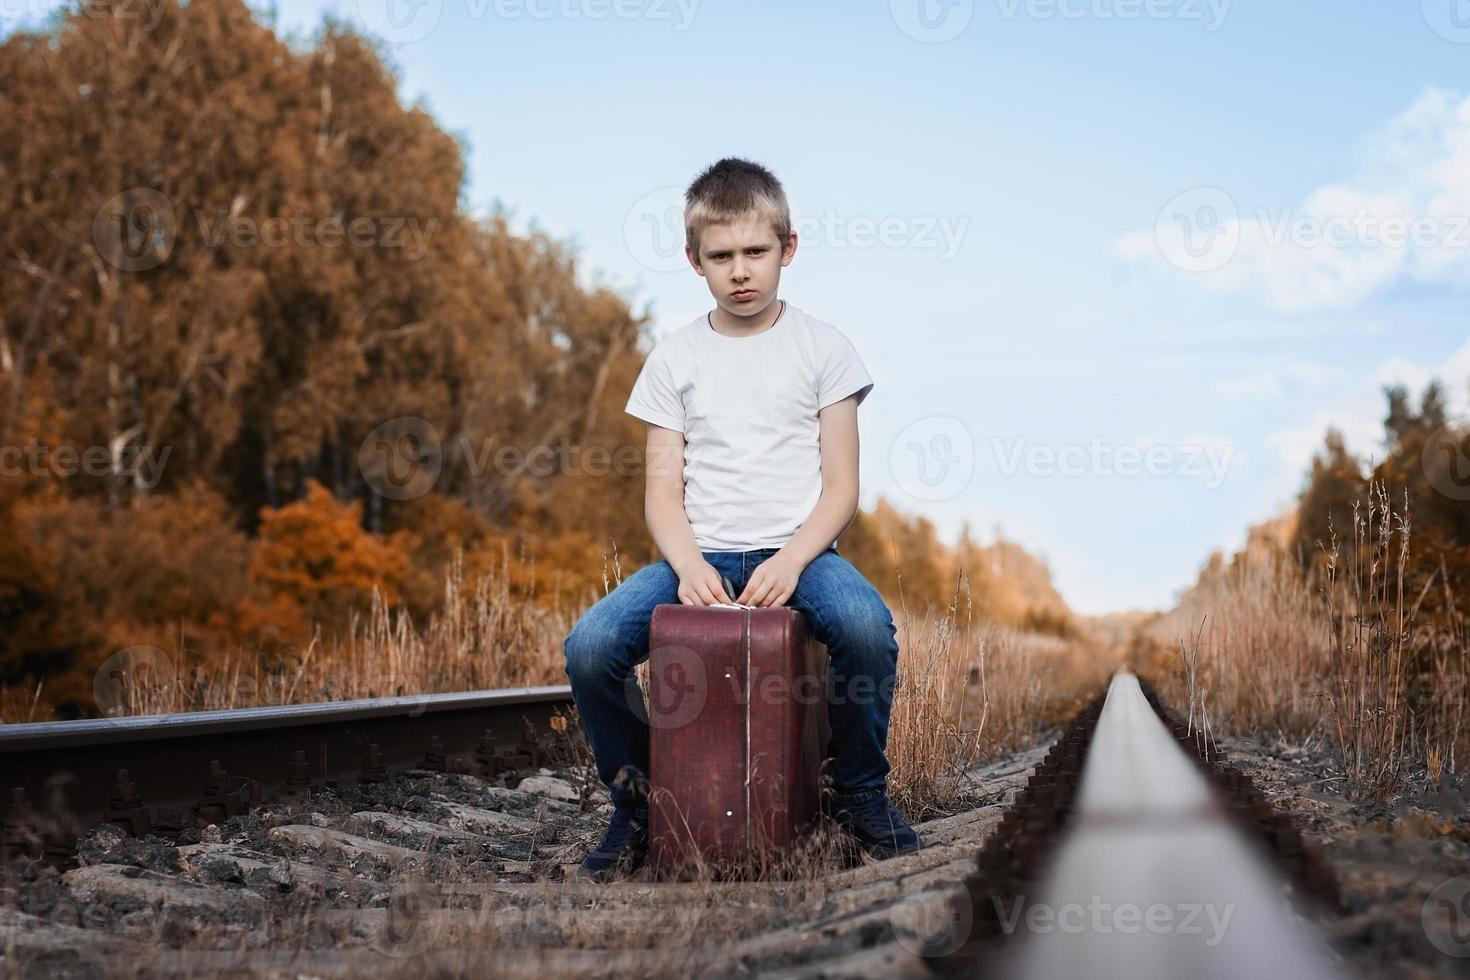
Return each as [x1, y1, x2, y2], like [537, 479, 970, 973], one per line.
[562, 545, 901, 810]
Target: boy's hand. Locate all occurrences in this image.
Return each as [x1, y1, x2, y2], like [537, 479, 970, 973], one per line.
[736, 553, 803, 607]
[677, 561, 734, 606]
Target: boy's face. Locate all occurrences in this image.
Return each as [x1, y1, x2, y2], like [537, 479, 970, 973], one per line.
[686, 215, 797, 319]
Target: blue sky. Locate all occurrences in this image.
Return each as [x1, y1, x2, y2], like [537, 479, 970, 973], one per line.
[11, 1, 1470, 614]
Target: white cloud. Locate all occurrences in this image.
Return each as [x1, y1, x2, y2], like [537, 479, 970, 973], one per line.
[1259, 336, 1470, 511]
[1213, 371, 1286, 402]
[1112, 87, 1470, 313]
[1210, 362, 1340, 401]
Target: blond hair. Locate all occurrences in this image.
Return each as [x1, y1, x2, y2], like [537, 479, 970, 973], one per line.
[683, 157, 792, 259]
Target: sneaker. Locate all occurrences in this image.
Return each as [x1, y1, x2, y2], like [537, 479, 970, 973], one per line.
[824, 790, 922, 858]
[577, 804, 649, 881]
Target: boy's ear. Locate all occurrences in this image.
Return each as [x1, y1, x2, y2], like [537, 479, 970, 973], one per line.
[685, 243, 706, 277]
[781, 231, 798, 266]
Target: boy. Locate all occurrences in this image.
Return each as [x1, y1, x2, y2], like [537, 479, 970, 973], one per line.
[563, 157, 920, 881]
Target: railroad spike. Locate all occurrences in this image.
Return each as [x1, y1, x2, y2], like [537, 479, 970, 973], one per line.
[40, 820, 78, 869]
[474, 730, 499, 780]
[107, 768, 152, 838]
[153, 806, 187, 842]
[360, 743, 388, 784]
[286, 750, 311, 796]
[197, 759, 246, 826]
[2, 787, 40, 860]
[421, 735, 447, 773]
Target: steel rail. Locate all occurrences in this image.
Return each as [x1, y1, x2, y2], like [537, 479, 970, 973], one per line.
[998, 672, 1341, 979]
[0, 685, 575, 852]
[926, 672, 1344, 979]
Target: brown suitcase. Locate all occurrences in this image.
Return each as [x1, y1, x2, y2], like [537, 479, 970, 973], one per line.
[646, 603, 831, 875]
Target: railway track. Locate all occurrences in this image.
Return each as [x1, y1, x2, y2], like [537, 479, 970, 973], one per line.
[0, 675, 1349, 978]
[937, 672, 1344, 979]
[0, 687, 576, 862]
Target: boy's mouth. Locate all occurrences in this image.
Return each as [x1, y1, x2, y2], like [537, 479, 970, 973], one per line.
[731, 289, 757, 302]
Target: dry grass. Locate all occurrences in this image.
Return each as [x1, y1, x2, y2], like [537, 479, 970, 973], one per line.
[1135, 547, 1333, 737]
[1137, 481, 1469, 798]
[885, 566, 985, 819]
[885, 563, 1118, 819]
[2, 545, 1103, 818]
[1319, 482, 1414, 795]
[0, 550, 576, 723]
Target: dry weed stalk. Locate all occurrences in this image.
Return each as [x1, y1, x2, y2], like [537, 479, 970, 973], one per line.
[1319, 482, 1415, 798]
[1177, 616, 1217, 756]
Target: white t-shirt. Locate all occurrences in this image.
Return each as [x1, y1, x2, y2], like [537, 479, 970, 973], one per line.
[624, 301, 874, 552]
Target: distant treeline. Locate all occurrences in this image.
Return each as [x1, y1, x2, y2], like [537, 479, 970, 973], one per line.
[1193, 379, 1470, 633]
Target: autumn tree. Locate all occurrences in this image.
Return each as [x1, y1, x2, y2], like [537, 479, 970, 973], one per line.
[0, 488, 100, 712]
[0, 0, 649, 538]
[245, 479, 411, 640]
[1370, 380, 1470, 630]
[1291, 426, 1366, 570]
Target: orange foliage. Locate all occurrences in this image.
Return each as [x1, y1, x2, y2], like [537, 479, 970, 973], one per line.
[841, 497, 1072, 631]
[242, 480, 412, 644]
[13, 483, 252, 664]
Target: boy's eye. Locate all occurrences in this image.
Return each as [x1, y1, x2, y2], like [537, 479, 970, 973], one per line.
[707, 248, 767, 260]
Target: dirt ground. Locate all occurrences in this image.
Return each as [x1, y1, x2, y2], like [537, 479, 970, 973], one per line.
[0, 744, 1037, 979]
[2, 730, 1466, 978]
[1218, 731, 1470, 978]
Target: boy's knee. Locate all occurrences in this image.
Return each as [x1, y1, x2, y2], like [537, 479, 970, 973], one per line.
[563, 620, 613, 684]
[825, 597, 897, 654]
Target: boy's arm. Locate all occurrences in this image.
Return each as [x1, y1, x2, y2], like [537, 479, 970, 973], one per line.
[644, 423, 733, 604]
[736, 394, 861, 606]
